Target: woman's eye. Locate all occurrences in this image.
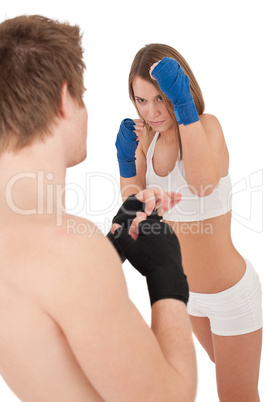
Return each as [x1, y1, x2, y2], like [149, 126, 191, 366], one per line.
[136, 98, 146, 104]
[157, 96, 163, 102]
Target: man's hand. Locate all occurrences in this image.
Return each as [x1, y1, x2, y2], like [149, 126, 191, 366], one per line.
[111, 188, 181, 240]
[135, 187, 181, 217]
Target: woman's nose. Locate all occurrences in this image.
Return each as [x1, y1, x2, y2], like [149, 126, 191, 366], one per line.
[147, 102, 160, 119]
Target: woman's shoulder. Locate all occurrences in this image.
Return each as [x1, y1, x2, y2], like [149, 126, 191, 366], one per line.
[199, 113, 225, 142]
[199, 113, 229, 169]
[199, 113, 221, 127]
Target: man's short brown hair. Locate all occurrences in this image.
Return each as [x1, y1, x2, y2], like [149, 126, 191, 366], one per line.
[0, 15, 86, 152]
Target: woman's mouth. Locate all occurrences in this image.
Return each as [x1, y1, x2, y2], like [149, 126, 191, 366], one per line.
[150, 120, 165, 127]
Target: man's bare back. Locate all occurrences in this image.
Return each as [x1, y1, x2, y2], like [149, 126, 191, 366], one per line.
[1, 208, 195, 401]
[0, 214, 108, 401]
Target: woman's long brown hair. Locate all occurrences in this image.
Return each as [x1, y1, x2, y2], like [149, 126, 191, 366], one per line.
[128, 43, 205, 159]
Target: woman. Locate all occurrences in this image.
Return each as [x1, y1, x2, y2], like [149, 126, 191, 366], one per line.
[115, 43, 263, 401]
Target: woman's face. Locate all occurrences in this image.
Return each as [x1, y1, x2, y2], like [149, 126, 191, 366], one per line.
[132, 75, 174, 135]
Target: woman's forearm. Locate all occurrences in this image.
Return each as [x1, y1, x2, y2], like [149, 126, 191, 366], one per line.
[179, 119, 221, 196]
[120, 176, 145, 200]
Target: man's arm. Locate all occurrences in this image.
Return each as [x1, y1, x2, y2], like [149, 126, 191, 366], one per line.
[151, 300, 197, 399]
[45, 221, 196, 402]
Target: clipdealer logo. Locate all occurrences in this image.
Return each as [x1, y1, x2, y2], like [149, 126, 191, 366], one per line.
[5, 169, 264, 234]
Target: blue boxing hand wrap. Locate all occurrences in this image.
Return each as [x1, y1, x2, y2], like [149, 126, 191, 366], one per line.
[115, 119, 138, 178]
[152, 57, 200, 126]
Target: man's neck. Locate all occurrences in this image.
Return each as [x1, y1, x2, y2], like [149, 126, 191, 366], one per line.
[0, 134, 67, 221]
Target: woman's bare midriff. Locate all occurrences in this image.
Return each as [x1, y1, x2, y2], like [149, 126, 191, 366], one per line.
[164, 211, 246, 294]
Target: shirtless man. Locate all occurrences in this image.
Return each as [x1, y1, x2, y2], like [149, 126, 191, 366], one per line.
[0, 15, 196, 401]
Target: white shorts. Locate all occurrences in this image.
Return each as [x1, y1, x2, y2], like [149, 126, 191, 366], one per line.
[187, 258, 263, 336]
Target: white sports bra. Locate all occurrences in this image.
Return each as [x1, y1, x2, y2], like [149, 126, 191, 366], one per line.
[146, 132, 232, 222]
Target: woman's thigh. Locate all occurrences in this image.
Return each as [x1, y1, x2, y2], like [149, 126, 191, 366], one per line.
[189, 258, 262, 400]
[190, 315, 215, 362]
[190, 316, 262, 401]
[212, 329, 262, 402]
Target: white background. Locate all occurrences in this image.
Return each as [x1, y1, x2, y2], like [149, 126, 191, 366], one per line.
[1, 0, 267, 400]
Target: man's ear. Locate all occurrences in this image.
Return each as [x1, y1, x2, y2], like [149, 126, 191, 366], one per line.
[59, 82, 69, 118]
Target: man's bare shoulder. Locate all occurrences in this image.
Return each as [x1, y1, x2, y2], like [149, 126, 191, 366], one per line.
[56, 213, 120, 267]
[42, 213, 122, 279]
[10, 213, 115, 263]
[59, 213, 106, 247]
[1, 213, 124, 310]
